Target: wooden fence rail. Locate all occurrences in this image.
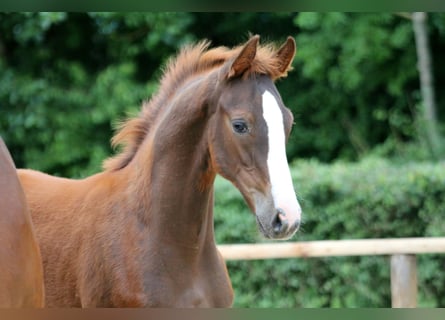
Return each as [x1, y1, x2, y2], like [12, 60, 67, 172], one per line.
[217, 237, 445, 308]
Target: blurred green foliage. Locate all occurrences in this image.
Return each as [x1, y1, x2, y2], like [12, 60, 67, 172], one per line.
[214, 158, 445, 307]
[1, 13, 444, 176]
[292, 13, 419, 160]
[1, 13, 445, 307]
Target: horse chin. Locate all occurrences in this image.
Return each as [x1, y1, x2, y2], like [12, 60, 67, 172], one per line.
[255, 215, 275, 239]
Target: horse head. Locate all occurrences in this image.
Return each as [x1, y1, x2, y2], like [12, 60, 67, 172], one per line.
[208, 35, 301, 240]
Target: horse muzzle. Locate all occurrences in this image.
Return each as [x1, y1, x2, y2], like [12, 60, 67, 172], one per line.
[254, 194, 301, 240]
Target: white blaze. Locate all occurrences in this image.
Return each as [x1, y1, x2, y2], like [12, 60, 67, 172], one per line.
[262, 90, 301, 224]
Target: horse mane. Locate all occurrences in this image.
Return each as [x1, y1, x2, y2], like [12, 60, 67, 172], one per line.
[103, 38, 293, 172]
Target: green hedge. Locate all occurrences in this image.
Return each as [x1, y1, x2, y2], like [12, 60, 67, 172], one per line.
[213, 157, 445, 307]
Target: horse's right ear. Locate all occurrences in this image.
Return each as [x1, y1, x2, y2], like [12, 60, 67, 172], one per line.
[227, 35, 260, 79]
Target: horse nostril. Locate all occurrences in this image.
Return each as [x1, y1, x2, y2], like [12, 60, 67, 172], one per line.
[272, 208, 288, 234]
[273, 213, 282, 233]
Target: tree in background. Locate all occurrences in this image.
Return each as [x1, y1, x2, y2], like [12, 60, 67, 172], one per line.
[293, 12, 444, 161]
[1, 12, 444, 178]
[412, 12, 443, 159]
[0, 13, 195, 177]
[1, 12, 445, 308]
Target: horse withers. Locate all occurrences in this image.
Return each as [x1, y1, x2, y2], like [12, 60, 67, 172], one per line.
[18, 35, 301, 307]
[0, 137, 44, 307]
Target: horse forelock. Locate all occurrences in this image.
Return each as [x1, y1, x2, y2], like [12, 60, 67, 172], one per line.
[103, 38, 292, 172]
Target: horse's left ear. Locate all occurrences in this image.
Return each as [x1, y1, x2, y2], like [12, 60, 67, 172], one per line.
[227, 35, 260, 79]
[275, 36, 296, 74]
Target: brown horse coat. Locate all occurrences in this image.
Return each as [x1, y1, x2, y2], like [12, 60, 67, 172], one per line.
[0, 137, 44, 307]
[18, 35, 300, 307]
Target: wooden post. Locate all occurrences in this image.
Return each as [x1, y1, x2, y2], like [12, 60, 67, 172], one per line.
[390, 254, 417, 308]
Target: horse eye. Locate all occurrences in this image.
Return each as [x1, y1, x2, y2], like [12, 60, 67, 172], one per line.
[232, 120, 249, 134]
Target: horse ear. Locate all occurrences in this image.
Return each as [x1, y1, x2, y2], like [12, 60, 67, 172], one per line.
[228, 35, 260, 79]
[275, 36, 296, 74]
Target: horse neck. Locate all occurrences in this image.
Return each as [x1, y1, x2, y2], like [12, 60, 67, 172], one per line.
[127, 76, 218, 255]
